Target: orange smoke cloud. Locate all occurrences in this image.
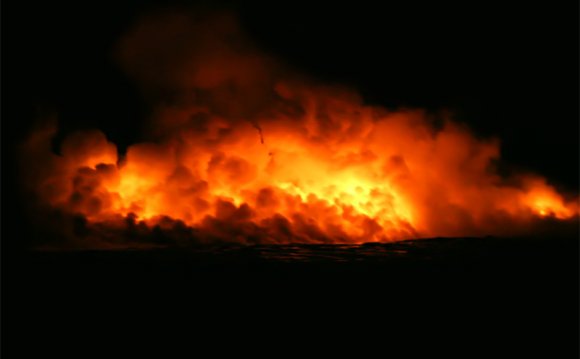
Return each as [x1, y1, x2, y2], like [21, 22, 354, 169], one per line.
[21, 10, 578, 246]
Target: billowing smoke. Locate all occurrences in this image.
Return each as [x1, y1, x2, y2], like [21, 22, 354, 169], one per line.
[21, 9, 578, 248]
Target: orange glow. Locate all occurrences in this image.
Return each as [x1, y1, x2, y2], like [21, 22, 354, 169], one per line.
[22, 105, 578, 244]
[521, 180, 578, 220]
[19, 11, 578, 245]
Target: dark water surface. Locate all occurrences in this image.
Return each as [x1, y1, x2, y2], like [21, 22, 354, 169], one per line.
[5, 236, 578, 357]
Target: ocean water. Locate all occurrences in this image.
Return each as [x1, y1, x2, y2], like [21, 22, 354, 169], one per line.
[6, 235, 578, 357]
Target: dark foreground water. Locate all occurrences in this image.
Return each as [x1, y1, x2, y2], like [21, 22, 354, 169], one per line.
[4, 236, 579, 357]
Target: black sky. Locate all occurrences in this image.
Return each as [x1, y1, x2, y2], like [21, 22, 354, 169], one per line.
[3, 0, 579, 191]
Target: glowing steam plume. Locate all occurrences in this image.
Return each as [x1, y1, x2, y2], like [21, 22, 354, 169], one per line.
[21, 10, 578, 246]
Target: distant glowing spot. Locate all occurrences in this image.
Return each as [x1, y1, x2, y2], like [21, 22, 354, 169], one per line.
[528, 194, 574, 220]
[538, 209, 547, 216]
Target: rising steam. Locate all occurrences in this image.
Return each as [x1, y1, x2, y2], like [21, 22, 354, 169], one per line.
[21, 10, 578, 247]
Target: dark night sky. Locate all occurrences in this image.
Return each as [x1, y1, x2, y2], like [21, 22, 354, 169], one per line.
[3, 0, 579, 191]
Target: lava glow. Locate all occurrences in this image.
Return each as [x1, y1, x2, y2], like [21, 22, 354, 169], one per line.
[20, 11, 578, 245]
